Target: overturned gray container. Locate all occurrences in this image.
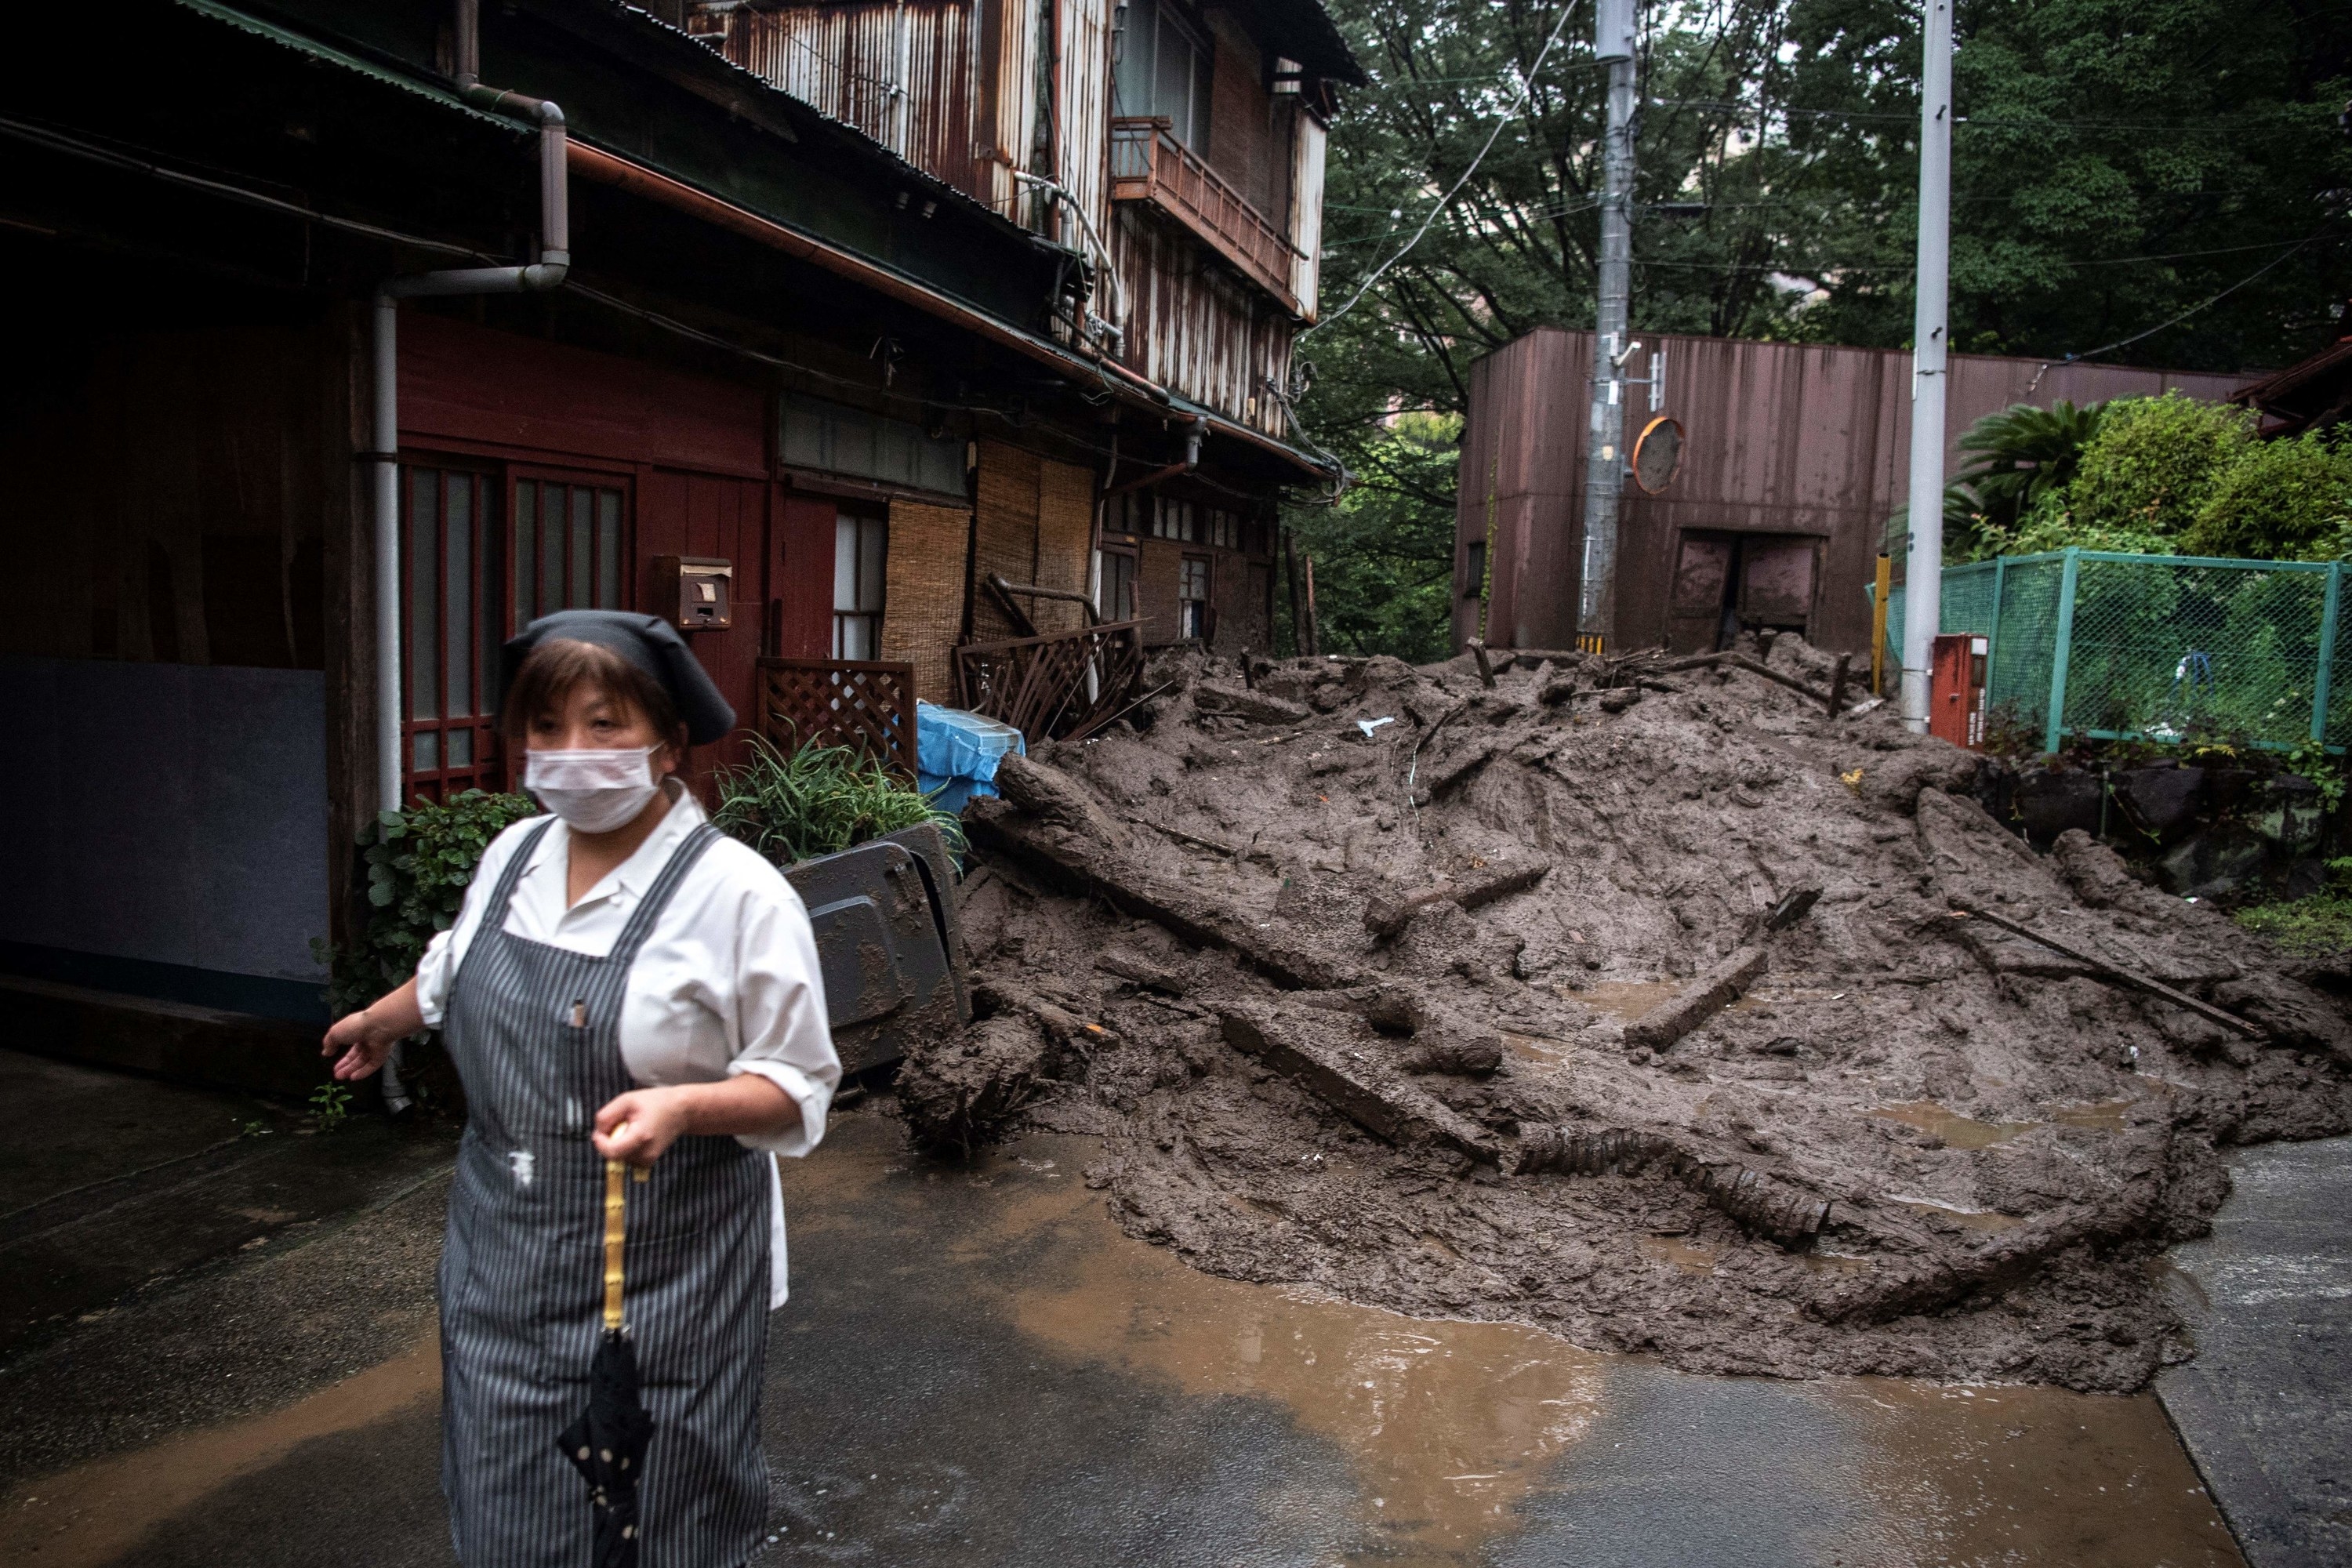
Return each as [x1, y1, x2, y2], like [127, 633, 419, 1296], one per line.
[784, 822, 970, 1076]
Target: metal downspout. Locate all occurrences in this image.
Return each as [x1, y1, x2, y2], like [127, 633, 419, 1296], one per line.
[1101, 417, 1205, 501]
[372, 0, 572, 817]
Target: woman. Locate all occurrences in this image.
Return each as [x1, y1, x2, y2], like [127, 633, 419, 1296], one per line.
[323, 608, 838, 1568]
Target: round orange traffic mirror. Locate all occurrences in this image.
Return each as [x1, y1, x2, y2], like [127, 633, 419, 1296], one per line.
[1632, 415, 1685, 495]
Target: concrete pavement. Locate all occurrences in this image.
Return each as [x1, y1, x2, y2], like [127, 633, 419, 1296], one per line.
[2158, 1135, 2352, 1568]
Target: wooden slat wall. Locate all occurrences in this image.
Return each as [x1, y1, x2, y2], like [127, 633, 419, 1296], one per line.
[1033, 455, 1096, 634]
[881, 498, 972, 702]
[974, 441, 1044, 641]
[1138, 536, 1186, 644]
[974, 439, 1097, 640]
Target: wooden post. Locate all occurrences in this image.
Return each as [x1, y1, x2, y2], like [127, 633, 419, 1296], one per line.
[1282, 527, 1305, 658]
[1870, 552, 1892, 695]
[1827, 652, 1852, 716]
[1467, 637, 1497, 688]
[1301, 553, 1322, 657]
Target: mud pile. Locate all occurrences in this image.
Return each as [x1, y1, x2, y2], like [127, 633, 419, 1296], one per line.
[906, 637, 2352, 1391]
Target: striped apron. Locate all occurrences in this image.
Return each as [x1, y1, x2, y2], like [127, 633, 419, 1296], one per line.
[437, 819, 771, 1568]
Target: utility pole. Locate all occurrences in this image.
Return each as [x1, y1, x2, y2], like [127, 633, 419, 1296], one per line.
[1575, 0, 1638, 651]
[1900, 0, 1953, 731]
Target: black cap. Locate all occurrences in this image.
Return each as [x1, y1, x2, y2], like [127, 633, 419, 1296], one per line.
[500, 610, 737, 745]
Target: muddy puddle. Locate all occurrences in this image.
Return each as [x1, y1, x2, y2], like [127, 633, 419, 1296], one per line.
[0, 1337, 440, 1568]
[831, 1116, 2242, 1567]
[1001, 1152, 1609, 1563]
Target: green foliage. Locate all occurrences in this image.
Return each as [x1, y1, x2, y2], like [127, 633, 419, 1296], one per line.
[1280, 412, 1457, 662]
[1949, 401, 2106, 557]
[2066, 393, 2255, 541]
[2280, 740, 2348, 812]
[1968, 491, 2172, 561]
[2235, 893, 2352, 955]
[2183, 432, 2352, 561]
[310, 1081, 354, 1131]
[312, 790, 539, 1019]
[711, 737, 962, 868]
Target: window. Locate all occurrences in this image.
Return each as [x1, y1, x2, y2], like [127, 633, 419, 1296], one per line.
[1100, 549, 1138, 623]
[1464, 539, 1486, 597]
[833, 510, 887, 659]
[1206, 508, 1239, 549]
[1105, 491, 1149, 539]
[1151, 496, 1197, 543]
[402, 466, 503, 801]
[1179, 554, 1211, 640]
[400, 466, 628, 803]
[513, 477, 625, 626]
[780, 393, 964, 495]
[1114, 0, 1213, 149]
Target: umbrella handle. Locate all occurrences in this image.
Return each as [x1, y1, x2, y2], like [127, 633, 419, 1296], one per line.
[602, 1157, 627, 1331]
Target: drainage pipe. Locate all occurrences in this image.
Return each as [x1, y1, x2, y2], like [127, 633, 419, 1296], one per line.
[1102, 416, 1206, 501]
[370, 2, 570, 815]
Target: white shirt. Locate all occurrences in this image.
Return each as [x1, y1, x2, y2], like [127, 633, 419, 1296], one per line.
[416, 782, 839, 1306]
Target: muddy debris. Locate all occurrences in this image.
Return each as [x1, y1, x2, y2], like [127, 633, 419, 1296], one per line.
[907, 636, 2352, 1392]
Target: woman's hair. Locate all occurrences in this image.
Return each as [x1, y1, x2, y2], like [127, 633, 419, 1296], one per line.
[502, 637, 685, 748]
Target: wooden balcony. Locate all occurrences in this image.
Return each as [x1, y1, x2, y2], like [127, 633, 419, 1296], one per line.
[1110, 118, 1301, 312]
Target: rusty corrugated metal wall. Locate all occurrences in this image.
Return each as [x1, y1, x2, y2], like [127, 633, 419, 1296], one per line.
[1459, 326, 2248, 656]
[722, 3, 985, 203]
[1110, 206, 1290, 436]
[1054, 0, 1113, 247]
[719, 0, 1311, 436]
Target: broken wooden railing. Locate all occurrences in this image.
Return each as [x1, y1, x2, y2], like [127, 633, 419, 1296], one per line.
[953, 619, 1144, 744]
[756, 656, 918, 779]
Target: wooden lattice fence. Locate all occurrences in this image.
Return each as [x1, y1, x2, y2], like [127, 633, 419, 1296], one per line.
[757, 658, 918, 779]
[953, 620, 1145, 743]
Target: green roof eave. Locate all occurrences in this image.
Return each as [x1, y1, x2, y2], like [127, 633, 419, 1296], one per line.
[171, 0, 528, 136]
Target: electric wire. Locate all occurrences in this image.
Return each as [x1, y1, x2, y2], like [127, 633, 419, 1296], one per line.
[2040, 238, 2322, 368]
[1306, 2, 1584, 336]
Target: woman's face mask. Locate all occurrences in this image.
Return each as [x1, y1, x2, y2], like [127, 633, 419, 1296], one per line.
[524, 745, 663, 833]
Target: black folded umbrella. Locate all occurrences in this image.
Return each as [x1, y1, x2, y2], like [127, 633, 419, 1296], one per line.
[560, 1159, 655, 1567]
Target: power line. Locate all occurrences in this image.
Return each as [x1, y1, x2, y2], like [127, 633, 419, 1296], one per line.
[2047, 238, 2321, 366]
[1308, 4, 1584, 336]
[1652, 98, 2329, 132]
[1633, 230, 2339, 278]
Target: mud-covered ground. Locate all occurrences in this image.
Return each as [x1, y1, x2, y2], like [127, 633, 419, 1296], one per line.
[902, 638, 2352, 1392]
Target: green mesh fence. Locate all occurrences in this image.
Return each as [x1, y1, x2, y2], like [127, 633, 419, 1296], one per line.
[1878, 550, 2349, 753]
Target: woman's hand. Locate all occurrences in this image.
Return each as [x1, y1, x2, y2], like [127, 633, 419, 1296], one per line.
[593, 1075, 799, 1167]
[593, 1088, 693, 1167]
[321, 979, 426, 1082]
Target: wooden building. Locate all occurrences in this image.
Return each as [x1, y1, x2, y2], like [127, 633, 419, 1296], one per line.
[0, 0, 1351, 1061]
[1457, 327, 2244, 659]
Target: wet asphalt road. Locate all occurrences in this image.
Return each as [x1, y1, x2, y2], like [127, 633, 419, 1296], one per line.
[0, 1069, 2262, 1567]
[2159, 1135, 2352, 1568]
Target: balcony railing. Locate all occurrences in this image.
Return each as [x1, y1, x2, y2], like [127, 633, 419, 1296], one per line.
[1110, 118, 1301, 311]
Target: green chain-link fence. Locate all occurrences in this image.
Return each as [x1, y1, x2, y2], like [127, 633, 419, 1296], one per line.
[1881, 548, 2350, 754]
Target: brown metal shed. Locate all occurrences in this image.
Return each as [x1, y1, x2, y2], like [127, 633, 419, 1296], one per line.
[1456, 327, 2246, 657]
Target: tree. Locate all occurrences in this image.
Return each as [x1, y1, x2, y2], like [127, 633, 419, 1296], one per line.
[1284, 0, 2352, 658]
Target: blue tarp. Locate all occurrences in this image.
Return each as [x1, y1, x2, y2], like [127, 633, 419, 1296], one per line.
[916, 702, 1025, 816]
